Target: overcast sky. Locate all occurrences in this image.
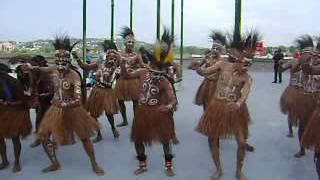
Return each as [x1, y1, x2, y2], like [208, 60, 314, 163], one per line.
[0, 0, 319, 47]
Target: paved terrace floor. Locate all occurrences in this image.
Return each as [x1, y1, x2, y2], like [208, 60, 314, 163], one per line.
[0, 62, 316, 180]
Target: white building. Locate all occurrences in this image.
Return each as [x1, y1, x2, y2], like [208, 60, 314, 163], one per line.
[0, 42, 14, 52]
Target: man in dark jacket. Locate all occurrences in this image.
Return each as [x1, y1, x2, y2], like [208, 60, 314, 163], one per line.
[272, 48, 284, 83]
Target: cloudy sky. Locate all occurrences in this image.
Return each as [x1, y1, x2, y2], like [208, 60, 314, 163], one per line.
[0, 0, 319, 47]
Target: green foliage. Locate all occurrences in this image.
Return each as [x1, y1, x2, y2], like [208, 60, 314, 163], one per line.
[266, 47, 273, 54]
[278, 45, 288, 52]
[175, 46, 208, 55]
[11, 48, 34, 55]
[39, 43, 54, 53]
[288, 46, 296, 53]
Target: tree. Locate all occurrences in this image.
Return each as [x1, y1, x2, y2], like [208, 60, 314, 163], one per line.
[266, 47, 273, 54]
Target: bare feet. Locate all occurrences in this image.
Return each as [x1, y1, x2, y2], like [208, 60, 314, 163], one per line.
[116, 122, 128, 127]
[134, 166, 148, 175]
[236, 171, 248, 180]
[287, 133, 294, 138]
[172, 137, 180, 145]
[246, 143, 255, 152]
[112, 129, 120, 139]
[92, 165, 105, 176]
[42, 163, 60, 173]
[294, 151, 306, 158]
[0, 161, 9, 170]
[165, 167, 175, 177]
[12, 163, 21, 173]
[93, 135, 103, 144]
[30, 139, 41, 148]
[211, 168, 223, 180]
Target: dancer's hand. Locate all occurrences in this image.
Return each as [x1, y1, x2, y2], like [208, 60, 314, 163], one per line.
[158, 105, 172, 113]
[187, 60, 201, 70]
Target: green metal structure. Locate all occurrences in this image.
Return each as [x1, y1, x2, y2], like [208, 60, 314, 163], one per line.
[111, 0, 115, 41]
[81, 0, 242, 76]
[156, 0, 161, 40]
[82, 0, 87, 63]
[130, 0, 133, 30]
[82, 0, 87, 99]
[180, 0, 184, 66]
[171, 0, 175, 38]
[234, 0, 242, 44]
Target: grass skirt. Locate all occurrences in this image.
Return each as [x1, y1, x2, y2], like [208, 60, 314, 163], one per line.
[302, 109, 320, 151]
[0, 105, 31, 138]
[85, 86, 119, 117]
[115, 77, 140, 101]
[195, 79, 217, 107]
[131, 104, 176, 145]
[38, 105, 99, 145]
[280, 86, 301, 127]
[196, 99, 250, 139]
[296, 91, 318, 127]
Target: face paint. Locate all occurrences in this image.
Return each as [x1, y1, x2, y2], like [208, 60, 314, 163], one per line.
[211, 46, 221, 58]
[56, 59, 70, 73]
[125, 39, 135, 51]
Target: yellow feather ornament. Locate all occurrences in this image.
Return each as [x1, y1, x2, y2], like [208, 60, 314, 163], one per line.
[164, 47, 175, 64]
[155, 41, 161, 62]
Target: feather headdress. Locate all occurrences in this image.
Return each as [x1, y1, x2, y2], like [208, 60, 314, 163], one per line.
[154, 27, 175, 66]
[209, 30, 227, 48]
[52, 34, 79, 52]
[226, 29, 262, 63]
[120, 27, 135, 42]
[101, 40, 118, 52]
[295, 35, 314, 53]
[52, 34, 80, 61]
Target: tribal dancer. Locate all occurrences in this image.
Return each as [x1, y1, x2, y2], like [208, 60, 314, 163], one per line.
[189, 31, 226, 110]
[278, 36, 314, 139]
[140, 46, 181, 145]
[115, 27, 145, 127]
[0, 63, 32, 173]
[26, 35, 104, 175]
[301, 37, 320, 180]
[194, 30, 261, 180]
[121, 29, 177, 177]
[279, 52, 300, 138]
[28, 55, 55, 148]
[289, 35, 317, 158]
[76, 40, 120, 142]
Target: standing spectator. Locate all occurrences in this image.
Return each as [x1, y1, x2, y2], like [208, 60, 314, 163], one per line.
[272, 48, 284, 83]
[85, 48, 94, 86]
[85, 48, 93, 64]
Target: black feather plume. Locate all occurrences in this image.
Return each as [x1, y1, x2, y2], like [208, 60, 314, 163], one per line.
[159, 27, 175, 65]
[316, 36, 320, 51]
[101, 40, 118, 52]
[139, 46, 153, 64]
[295, 35, 314, 50]
[243, 29, 262, 52]
[120, 26, 134, 39]
[52, 34, 79, 52]
[209, 30, 227, 46]
[161, 27, 174, 48]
